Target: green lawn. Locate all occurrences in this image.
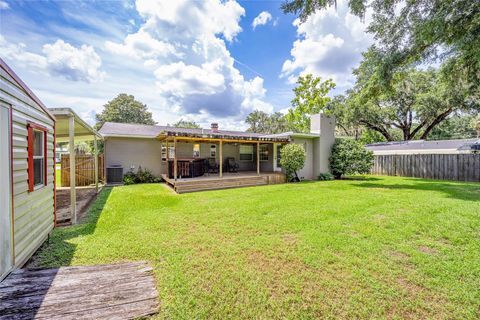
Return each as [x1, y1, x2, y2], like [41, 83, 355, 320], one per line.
[35, 176, 480, 319]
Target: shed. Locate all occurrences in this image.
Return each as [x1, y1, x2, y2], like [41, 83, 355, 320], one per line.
[0, 58, 56, 281]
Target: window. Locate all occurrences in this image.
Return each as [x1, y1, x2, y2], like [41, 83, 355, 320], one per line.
[239, 144, 253, 161]
[161, 145, 175, 160]
[259, 144, 269, 161]
[193, 144, 200, 157]
[276, 144, 283, 168]
[28, 123, 47, 191]
[210, 144, 216, 157]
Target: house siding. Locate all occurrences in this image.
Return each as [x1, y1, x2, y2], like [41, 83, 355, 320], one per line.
[0, 65, 55, 269]
[291, 138, 314, 180]
[104, 137, 163, 176]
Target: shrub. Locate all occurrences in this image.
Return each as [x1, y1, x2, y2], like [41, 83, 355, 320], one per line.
[123, 166, 160, 185]
[329, 138, 374, 179]
[280, 144, 306, 182]
[317, 172, 334, 181]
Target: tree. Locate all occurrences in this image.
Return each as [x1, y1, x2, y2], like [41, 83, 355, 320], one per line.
[279, 143, 306, 182]
[429, 114, 478, 140]
[95, 94, 156, 129]
[286, 74, 336, 133]
[245, 110, 290, 134]
[282, 0, 480, 96]
[346, 56, 479, 141]
[173, 120, 201, 129]
[329, 139, 374, 179]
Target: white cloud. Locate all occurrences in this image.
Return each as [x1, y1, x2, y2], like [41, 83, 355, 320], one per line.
[0, 36, 105, 83]
[106, 0, 273, 120]
[0, 1, 9, 10]
[281, 0, 373, 92]
[252, 11, 272, 29]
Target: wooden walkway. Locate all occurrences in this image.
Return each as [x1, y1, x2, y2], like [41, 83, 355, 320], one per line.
[0, 262, 159, 320]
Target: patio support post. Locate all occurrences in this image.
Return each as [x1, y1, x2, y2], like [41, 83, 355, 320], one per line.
[219, 140, 223, 177]
[173, 137, 177, 181]
[68, 115, 77, 224]
[94, 134, 98, 193]
[257, 142, 260, 175]
[166, 140, 169, 178]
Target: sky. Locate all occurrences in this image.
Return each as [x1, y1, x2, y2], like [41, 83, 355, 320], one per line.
[0, 0, 372, 130]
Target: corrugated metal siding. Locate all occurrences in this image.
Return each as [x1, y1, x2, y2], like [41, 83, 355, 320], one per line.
[0, 66, 55, 268]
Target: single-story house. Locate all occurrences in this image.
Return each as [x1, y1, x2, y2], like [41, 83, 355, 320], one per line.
[99, 113, 335, 192]
[0, 58, 56, 281]
[366, 138, 480, 155]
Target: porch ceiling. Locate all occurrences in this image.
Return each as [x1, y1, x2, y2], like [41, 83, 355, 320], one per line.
[50, 108, 102, 142]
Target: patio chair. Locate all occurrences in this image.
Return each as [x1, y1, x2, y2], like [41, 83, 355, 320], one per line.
[206, 157, 219, 174]
[226, 157, 239, 173]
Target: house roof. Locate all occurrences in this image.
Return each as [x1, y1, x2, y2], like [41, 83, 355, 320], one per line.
[0, 57, 55, 121]
[366, 138, 480, 154]
[98, 122, 293, 142]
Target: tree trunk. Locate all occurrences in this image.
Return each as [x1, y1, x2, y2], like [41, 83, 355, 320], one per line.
[420, 108, 454, 139]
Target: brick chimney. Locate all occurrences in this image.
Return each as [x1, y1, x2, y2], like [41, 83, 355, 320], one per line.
[211, 123, 219, 133]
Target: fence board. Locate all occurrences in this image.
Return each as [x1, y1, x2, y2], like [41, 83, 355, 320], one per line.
[371, 154, 480, 182]
[61, 154, 105, 187]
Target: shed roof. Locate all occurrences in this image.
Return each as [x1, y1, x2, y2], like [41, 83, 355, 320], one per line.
[366, 138, 479, 154]
[50, 108, 102, 142]
[0, 58, 55, 121]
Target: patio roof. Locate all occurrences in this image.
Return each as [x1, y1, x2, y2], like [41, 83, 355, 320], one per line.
[50, 108, 102, 142]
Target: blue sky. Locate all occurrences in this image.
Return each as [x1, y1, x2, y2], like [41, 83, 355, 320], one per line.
[0, 0, 371, 129]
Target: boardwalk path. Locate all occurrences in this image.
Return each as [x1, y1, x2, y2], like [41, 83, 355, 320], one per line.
[0, 261, 158, 319]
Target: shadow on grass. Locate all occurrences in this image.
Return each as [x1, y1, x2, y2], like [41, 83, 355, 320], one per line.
[32, 187, 114, 268]
[353, 179, 480, 202]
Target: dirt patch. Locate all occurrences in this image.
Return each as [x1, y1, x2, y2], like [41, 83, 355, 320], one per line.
[56, 188, 99, 225]
[281, 233, 298, 247]
[418, 245, 438, 254]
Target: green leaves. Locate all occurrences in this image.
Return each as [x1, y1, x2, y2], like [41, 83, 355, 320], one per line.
[279, 143, 306, 180]
[329, 138, 374, 179]
[286, 74, 336, 133]
[245, 110, 290, 134]
[96, 93, 156, 128]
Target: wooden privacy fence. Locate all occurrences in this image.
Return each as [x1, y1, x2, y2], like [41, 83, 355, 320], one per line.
[61, 154, 105, 187]
[371, 154, 480, 182]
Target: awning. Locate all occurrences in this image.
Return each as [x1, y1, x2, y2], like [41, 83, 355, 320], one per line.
[50, 108, 102, 142]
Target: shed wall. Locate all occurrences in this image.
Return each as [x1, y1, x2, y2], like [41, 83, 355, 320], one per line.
[0, 66, 55, 268]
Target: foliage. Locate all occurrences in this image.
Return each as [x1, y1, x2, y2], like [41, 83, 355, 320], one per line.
[245, 110, 290, 134]
[286, 74, 336, 133]
[358, 129, 386, 145]
[123, 166, 160, 185]
[95, 93, 156, 129]
[317, 172, 334, 181]
[173, 120, 201, 129]
[35, 178, 480, 318]
[429, 114, 479, 140]
[346, 60, 479, 141]
[329, 138, 374, 179]
[279, 143, 306, 181]
[282, 0, 480, 96]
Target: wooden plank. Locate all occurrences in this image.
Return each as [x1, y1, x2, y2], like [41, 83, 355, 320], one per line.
[0, 262, 158, 320]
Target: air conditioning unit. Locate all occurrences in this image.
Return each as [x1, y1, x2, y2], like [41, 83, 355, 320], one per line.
[106, 165, 123, 184]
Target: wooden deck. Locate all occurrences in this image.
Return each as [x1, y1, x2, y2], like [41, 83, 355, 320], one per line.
[0, 262, 159, 320]
[162, 171, 286, 193]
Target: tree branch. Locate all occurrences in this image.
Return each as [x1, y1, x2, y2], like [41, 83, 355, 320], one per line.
[420, 108, 454, 139]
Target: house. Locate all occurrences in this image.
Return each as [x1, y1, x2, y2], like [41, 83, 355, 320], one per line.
[366, 138, 480, 155]
[0, 58, 56, 281]
[99, 113, 335, 192]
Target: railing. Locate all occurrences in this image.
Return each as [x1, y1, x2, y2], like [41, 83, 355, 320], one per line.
[168, 158, 205, 179]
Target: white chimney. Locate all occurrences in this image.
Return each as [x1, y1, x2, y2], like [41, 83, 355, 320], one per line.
[310, 113, 336, 175]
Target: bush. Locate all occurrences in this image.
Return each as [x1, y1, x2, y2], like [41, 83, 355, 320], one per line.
[317, 172, 334, 181]
[123, 166, 160, 185]
[329, 138, 374, 179]
[280, 144, 306, 182]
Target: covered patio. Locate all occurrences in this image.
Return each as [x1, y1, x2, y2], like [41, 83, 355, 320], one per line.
[50, 108, 103, 225]
[157, 128, 288, 193]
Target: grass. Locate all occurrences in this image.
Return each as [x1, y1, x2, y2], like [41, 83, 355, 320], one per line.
[35, 176, 480, 319]
[55, 163, 61, 187]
